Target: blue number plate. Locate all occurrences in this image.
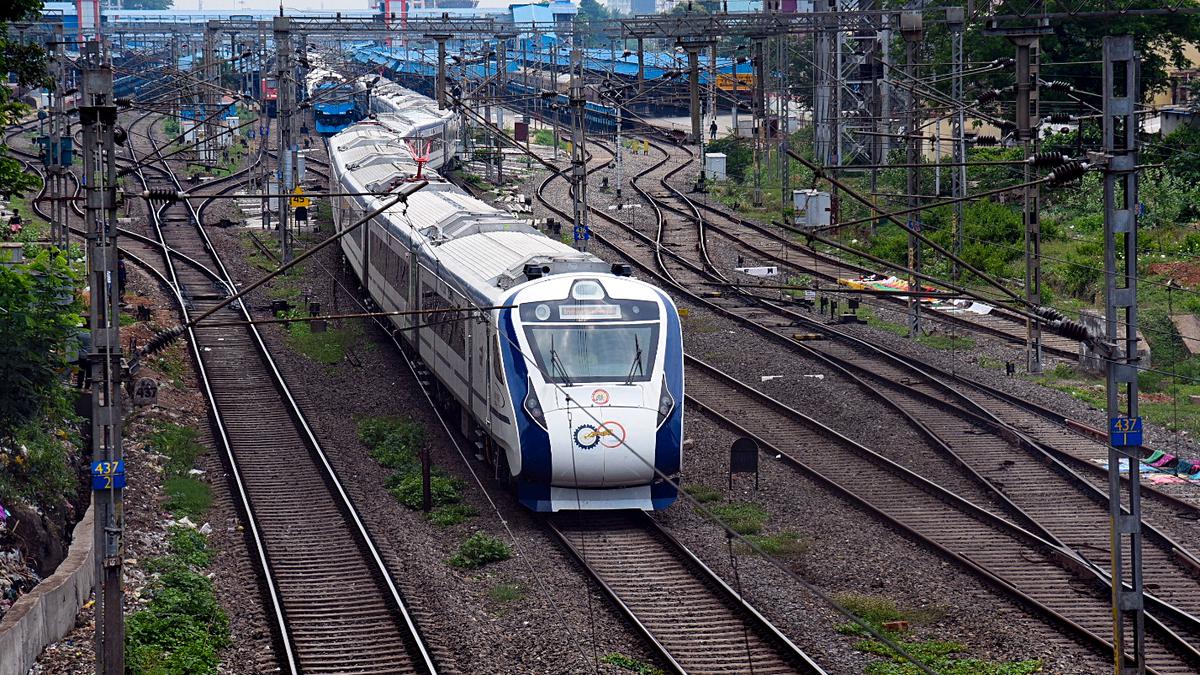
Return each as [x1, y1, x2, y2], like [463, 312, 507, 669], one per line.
[91, 459, 126, 490]
[1109, 417, 1143, 447]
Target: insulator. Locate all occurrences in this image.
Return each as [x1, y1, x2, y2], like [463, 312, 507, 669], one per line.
[1045, 80, 1073, 93]
[997, 119, 1017, 132]
[144, 188, 181, 203]
[992, 57, 1016, 68]
[975, 89, 1002, 105]
[1056, 319, 1090, 342]
[142, 325, 185, 357]
[1047, 160, 1089, 186]
[1047, 113, 1073, 124]
[539, 90, 556, 99]
[973, 134, 999, 146]
[113, 125, 128, 147]
[1034, 305, 1065, 322]
[1029, 151, 1067, 168]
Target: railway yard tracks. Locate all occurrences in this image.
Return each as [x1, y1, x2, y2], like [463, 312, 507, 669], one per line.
[8, 114, 437, 672]
[530, 128, 1200, 670]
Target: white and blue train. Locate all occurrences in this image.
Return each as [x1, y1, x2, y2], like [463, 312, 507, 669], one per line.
[328, 80, 683, 512]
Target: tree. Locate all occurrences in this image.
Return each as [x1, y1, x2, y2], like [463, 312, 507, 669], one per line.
[0, 249, 82, 439]
[0, 0, 48, 200]
[119, 0, 173, 8]
[574, 0, 612, 47]
[919, 0, 1200, 98]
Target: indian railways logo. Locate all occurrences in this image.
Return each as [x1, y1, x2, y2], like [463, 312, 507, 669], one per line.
[591, 389, 610, 406]
[571, 417, 628, 449]
[574, 424, 601, 450]
[573, 421, 627, 450]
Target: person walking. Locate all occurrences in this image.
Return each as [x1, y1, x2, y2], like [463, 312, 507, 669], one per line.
[709, 120, 718, 140]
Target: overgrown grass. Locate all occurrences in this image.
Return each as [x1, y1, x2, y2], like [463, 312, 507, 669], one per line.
[833, 593, 1037, 675]
[164, 477, 212, 518]
[488, 582, 524, 603]
[683, 483, 723, 503]
[704, 502, 769, 535]
[151, 424, 206, 477]
[126, 527, 228, 674]
[448, 531, 511, 569]
[915, 333, 976, 351]
[600, 653, 664, 675]
[741, 531, 809, 558]
[279, 310, 360, 364]
[150, 422, 212, 519]
[428, 503, 477, 527]
[0, 417, 77, 509]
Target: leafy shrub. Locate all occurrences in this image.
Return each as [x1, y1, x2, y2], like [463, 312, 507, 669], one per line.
[0, 421, 76, 508]
[390, 472, 463, 510]
[167, 526, 212, 568]
[126, 561, 229, 674]
[428, 503, 477, 527]
[448, 531, 511, 569]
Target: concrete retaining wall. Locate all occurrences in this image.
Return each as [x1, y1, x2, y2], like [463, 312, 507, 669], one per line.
[0, 501, 94, 675]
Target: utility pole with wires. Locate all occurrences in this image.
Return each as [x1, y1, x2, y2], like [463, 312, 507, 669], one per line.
[275, 15, 294, 262]
[901, 11, 922, 338]
[80, 39, 125, 675]
[948, 8, 966, 280]
[1102, 34, 1146, 674]
[47, 26, 71, 250]
[203, 23, 218, 166]
[1016, 29, 1046, 373]
[569, 47, 590, 252]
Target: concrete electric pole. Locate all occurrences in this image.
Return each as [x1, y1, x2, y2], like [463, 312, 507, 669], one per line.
[80, 39, 126, 675]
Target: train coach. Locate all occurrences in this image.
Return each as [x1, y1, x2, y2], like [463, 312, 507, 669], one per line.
[327, 81, 683, 512]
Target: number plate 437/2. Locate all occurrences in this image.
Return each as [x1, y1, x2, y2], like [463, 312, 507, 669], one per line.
[91, 459, 126, 490]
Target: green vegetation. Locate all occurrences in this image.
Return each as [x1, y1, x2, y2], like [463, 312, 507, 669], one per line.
[833, 593, 1038, 675]
[0, 250, 82, 511]
[162, 116, 181, 137]
[741, 531, 809, 558]
[915, 333, 976, 351]
[428, 503, 478, 527]
[682, 483, 723, 503]
[600, 653, 664, 675]
[357, 416, 477, 527]
[164, 477, 212, 518]
[704, 502, 769, 535]
[126, 527, 229, 674]
[488, 582, 524, 603]
[448, 531, 511, 569]
[532, 128, 568, 149]
[152, 422, 212, 519]
[277, 308, 360, 365]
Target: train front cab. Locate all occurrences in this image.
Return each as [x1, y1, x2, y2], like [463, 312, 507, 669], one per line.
[498, 276, 683, 512]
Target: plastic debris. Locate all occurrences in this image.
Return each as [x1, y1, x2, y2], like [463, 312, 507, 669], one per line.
[198, 522, 213, 535]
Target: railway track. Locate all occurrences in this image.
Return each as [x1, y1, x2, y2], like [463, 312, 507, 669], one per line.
[547, 510, 824, 674]
[109, 112, 437, 673]
[532, 133, 1200, 670]
[12, 115, 440, 670]
[631, 132, 1084, 361]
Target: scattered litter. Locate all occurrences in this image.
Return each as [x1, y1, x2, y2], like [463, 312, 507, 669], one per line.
[198, 522, 213, 535]
[760, 375, 782, 382]
[802, 374, 825, 380]
[187, 468, 206, 476]
[171, 516, 197, 529]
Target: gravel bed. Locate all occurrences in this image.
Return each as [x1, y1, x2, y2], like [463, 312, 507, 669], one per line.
[657, 412, 1109, 673]
[203, 159, 664, 673]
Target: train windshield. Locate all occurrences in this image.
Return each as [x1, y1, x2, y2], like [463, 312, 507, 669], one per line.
[525, 324, 659, 385]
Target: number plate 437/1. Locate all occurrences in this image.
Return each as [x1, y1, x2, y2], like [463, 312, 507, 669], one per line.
[91, 459, 126, 490]
[1108, 417, 1144, 448]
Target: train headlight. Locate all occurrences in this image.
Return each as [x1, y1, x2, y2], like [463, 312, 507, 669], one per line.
[656, 379, 675, 428]
[524, 378, 548, 430]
